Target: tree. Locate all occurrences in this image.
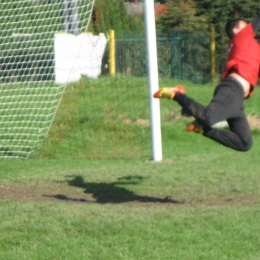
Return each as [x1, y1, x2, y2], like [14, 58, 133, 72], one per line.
[156, 0, 260, 74]
[195, 0, 260, 73]
[91, 0, 144, 34]
[156, 0, 208, 31]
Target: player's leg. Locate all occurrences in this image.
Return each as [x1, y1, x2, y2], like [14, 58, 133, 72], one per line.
[154, 78, 252, 151]
[203, 114, 252, 151]
[153, 85, 186, 99]
[153, 78, 241, 126]
[173, 91, 252, 151]
[174, 79, 252, 151]
[173, 78, 245, 127]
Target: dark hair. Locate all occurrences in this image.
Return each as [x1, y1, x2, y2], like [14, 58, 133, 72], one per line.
[225, 18, 246, 39]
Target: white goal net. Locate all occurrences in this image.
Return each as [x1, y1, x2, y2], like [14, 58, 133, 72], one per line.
[0, 0, 95, 158]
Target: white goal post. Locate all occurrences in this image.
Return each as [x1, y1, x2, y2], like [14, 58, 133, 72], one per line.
[144, 0, 162, 162]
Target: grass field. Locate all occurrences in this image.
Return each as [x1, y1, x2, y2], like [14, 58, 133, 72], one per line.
[1, 77, 260, 259]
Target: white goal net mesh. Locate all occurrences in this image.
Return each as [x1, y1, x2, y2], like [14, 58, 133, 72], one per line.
[0, 0, 95, 158]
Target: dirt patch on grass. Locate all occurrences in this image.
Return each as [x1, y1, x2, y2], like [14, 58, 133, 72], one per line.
[0, 183, 93, 204]
[1, 183, 259, 207]
[248, 115, 260, 130]
[123, 117, 150, 126]
[122, 114, 260, 130]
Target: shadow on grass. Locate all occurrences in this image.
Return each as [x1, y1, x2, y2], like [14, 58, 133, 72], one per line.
[46, 175, 181, 204]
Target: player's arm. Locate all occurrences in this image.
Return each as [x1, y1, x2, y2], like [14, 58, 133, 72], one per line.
[252, 14, 260, 33]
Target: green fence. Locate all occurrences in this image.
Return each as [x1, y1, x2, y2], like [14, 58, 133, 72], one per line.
[0, 30, 212, 84]
[116, 31, 211, 84]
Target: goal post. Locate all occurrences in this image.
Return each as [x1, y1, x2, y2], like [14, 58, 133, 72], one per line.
[144, 0, 162, 162]
[0, 0, 162, 160]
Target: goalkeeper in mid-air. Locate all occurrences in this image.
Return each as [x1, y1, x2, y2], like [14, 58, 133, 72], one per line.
[154, 14, 260, 151]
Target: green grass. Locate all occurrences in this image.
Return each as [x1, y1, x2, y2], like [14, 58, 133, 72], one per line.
[1, 78, 260, 259]
[1, 201, 260, 260]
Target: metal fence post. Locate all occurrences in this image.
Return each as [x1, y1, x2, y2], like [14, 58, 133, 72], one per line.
[211, 27, 216, 81]
[109, 30, 116, 76]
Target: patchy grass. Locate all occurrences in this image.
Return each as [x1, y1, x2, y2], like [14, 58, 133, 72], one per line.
[1, 79, 260, 259]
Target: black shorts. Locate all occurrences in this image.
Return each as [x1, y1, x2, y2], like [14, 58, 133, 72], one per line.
[173, 77, 252, 151]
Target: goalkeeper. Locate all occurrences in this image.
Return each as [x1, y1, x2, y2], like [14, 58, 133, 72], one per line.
[154, 14, 260, 151]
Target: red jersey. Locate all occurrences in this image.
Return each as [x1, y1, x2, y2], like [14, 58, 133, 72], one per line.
[223, 23, 260, 97]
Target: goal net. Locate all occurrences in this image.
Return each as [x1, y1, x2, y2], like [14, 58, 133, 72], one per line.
[0, 0, 95, 158]
[1, 0, 152, 159]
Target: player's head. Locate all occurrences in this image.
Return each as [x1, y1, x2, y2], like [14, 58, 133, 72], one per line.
[225, 18, 247, 39]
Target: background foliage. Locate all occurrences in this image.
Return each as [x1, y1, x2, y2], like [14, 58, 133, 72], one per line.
[157, 0, 260, 75]
[156, 0, 208, 31]
[92, 0, 144, 34]
[1, 0, 260, 83]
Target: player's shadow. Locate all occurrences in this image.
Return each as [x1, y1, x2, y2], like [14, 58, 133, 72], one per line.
[48, 175, 181, 204]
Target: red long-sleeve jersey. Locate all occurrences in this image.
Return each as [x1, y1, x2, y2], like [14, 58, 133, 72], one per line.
[223, 23, 260, 97]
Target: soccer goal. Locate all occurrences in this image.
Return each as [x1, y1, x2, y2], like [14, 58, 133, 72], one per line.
[1, 0, 159, 160]
[0, 0, 95, 158]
